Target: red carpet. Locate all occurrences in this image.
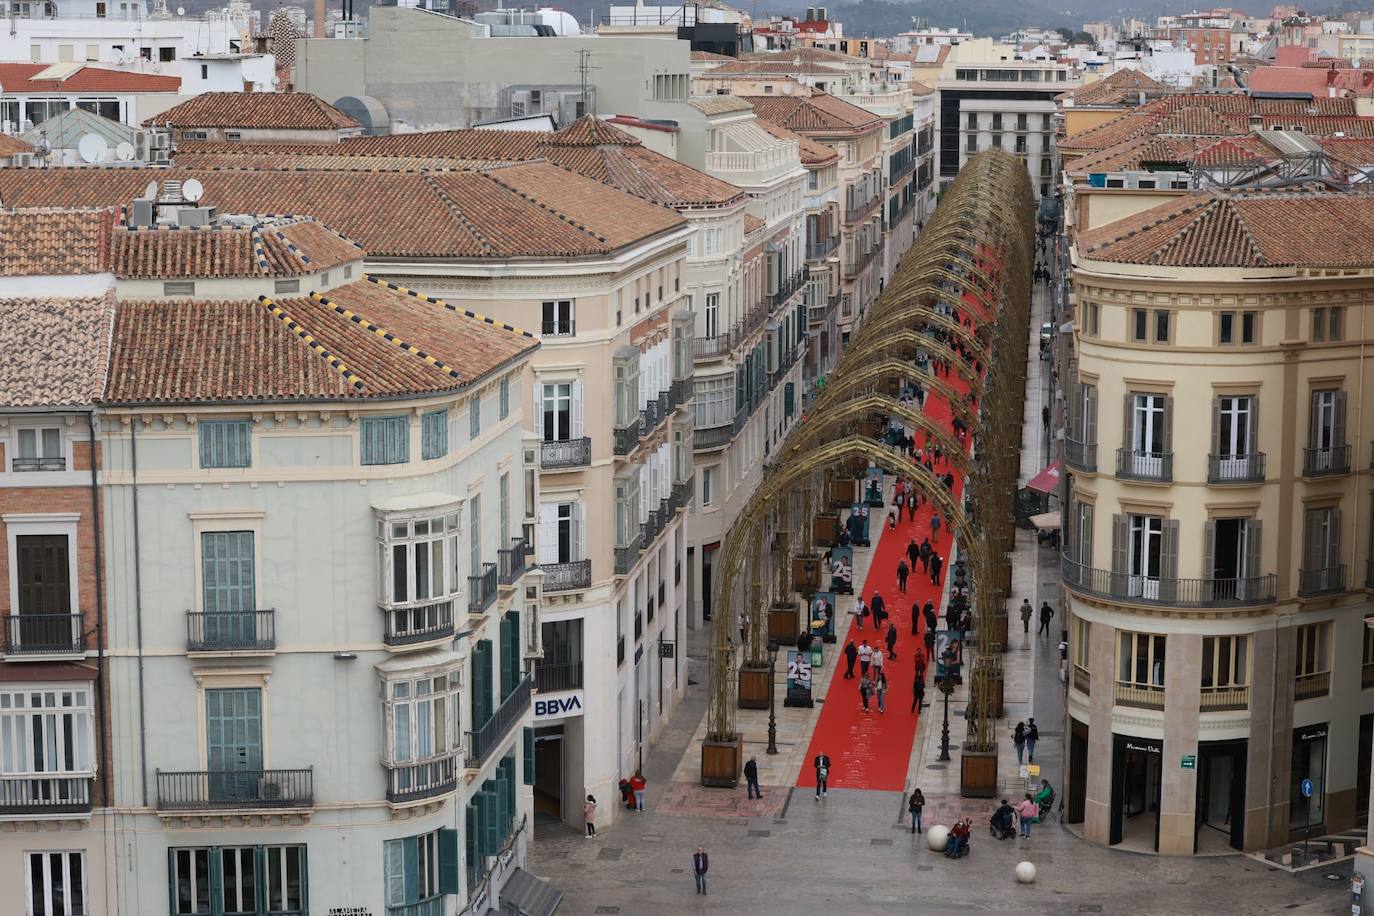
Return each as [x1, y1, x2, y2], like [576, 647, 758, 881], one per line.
[795, 293, 987, 793]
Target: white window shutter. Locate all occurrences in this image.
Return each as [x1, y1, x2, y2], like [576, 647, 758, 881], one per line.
[572, 379, 584, 438]
[573, 503, 586, 561]
[538, 503, 557, 564]
[533, 381, 544, 438]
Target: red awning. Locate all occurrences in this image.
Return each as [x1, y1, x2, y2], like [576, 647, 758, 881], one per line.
[1026, 461, 1062, 495]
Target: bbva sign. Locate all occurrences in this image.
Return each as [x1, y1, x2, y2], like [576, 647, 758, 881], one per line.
[533, 690, 585, 721]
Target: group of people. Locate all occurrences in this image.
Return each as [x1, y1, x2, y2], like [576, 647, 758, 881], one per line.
[1018, 598, 1056, 636]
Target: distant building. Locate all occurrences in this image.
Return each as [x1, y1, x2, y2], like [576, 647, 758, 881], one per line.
[143, 91, 362, 143]
[0, 62, 180, 133]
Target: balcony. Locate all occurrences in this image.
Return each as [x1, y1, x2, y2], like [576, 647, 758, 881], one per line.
[383, 598, 455, 648]
[0, 776, 92, 817]
[1304, 445, 1351, 477]
[155, 768, 313, 811]
[467, 674, 532, 768]
[1200, 685, 1249, 711]
[10, 457, 65, 471]
[1115, 449, 1173, 482]
[1061, 556, 1276, 608]
[807, 236, 839, 260]
[1208, 452, 1266, 484]
[844, 244, 880, 279]
[844, 193, 882, 224]
[1298, 564, 1346, 597]
[613, 417, 642, 456]
[540, 437, 591, 470]
[889, 157, 915, 183]
[388, 898, 445, 916]
[186, 609, 275, 653]
[1072, 666, 1090, 695]
[3, 613, 84, 657]
[386, 754, 458, 804]
[694, 421, 732, 451]
[468, 563, 498, 614]
[1064, 438, 1096, 473]
[616, 531, 644, 576]
[643, 509, 662, 548]
[705, 140, 799, 187]
[672, 475, 694, 514]
[1114, 682, 1165, 710]
[768, 269, 808, 310]
[1295, 671, 1331, 701]
[542, 558, 591, 593]
[499, 537, 530, 586]
[535, 656, 584, 692]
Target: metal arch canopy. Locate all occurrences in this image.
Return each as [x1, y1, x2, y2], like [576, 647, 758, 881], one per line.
[804, 358, 981, 434]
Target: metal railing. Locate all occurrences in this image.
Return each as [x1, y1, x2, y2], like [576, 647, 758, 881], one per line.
[844, 192, 882, 224]
[542, 559, 591, 593]
[540, 318, 575, 337]
[613, 418, 641, 456]
[383, 598, 454, 647]
[1064, 438, 1096, 473]
[3, 613, 84, 655]
[468, 563, 498, 614]
[540, 437, 591, 470]
[642, 509, 662, 549]
[640, 399, 661, 436]
[535, 656, 584, 692]
[694, 423, 732, 451]
[499, 537, 530, 586]
[387, 897, 445, 916]
[1114, 682, 1165, 710]
[467, 674, 531, 767]
[1072, 666, 1090, 695]
[889, 157, 915, 182]
[155, 768, 313, 810]
[844, 243, 880, 279]
[0, 776, 92, 816]
[615, 531, 643, 576]
[386, 754, 458, 804]
[1115, 448, 1173, 482]
[673, 476, 694, 513]
[1298, 564, 1345, 596]
[10, 457, 65, 471]
[769, 269, 808, 309]
[807, 236, 839, 260]
[1295, 671, 1331, 700]
[1200, 685, 1249, 711]
[186, 609, 275, 652]
[1061, 556, 1276, 607]
[1208, 452, 1266, 484]
[668, 376, 693, 413]
[1303, 444, 1351, 476]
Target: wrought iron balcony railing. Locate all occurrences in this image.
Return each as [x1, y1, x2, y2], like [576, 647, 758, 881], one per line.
[156, 768, 313, 811]
[186, 609, 275, 652]
[1115, 448, 1173, 482]
[468, 563, 498, 614]
[1298, 564, 1345, 597]
[385, 754, 458, 804]
[540, 437, 591, 470]
[3, 613, 84, 656]
[542, 559, 591, 593]
[499, 537, 530, 586]
[1061, 556, 1276, 607]
[0, 775, 92, 816]
[466, 675, 531, 768]
[382, 598, 454, 648]
[1303, 445, 1350, 477]
[1207, 452, 1266, 484]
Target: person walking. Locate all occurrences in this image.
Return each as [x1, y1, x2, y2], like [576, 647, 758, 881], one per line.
[876, 672, 888, 713]
[896, 559, 909, 594]
[858, 640, 873, 679]
[908, 788, 926, 833]
[870, 643, 885, 682]
[1013, 722, 1026, 765]
[852, 596, 867, 631]
[1020, 598, 1033, 634]
[843, 639, 858, 679]
[1042, 404, 1050, 432]
[906, 538, 920, 569]
[1026, 718, 1040, 763]
[930, 512, 942, 544]
[1017, 794, 1038, 839]
[630, 770, 647, 811]
[912, 671, 926, 712]
[743, 756, 762, 800]
[919, 538, 932, 573]
[923, 600, 937, 635]
[907, 491, 919, 522]
[1038, 601, 1054, 637]
[929, 553, 944, 586]
[859, 672, 873, 712]
[910, 601, 922, 636]
[693, 847, 709, 895]
[814, 753, 831, 799]
[583, 795, 597, 837]
[885, 621, 898, 660]
[870, 592, 886, 629]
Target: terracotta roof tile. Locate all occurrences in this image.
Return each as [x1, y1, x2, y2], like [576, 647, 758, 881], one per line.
[144, 92, 359, 130]
[0, 207, 112, 276]
[744, 213, 765, 233]
[740, 92, 881, 134]
[688, 96, 756, 115]
[111, 217, 362, 278]
[0, 62, 178, 94]
[1058, 68, 1171, 106]
[706, 60, 846, 76]
[0, 292, 114, 407]
[746, 47, 851, 64]
[0, 134, 32, 156]
[757, 119, 839, 165]
[541, 116, 641, 147]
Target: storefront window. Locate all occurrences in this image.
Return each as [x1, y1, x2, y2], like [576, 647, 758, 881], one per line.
[1290, 723, 1328, 832]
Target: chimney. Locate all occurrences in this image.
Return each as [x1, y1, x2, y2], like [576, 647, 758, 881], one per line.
[314, 0, 326, 38]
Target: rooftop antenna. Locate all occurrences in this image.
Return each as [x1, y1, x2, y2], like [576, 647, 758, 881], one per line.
[575, 48, 600, 116]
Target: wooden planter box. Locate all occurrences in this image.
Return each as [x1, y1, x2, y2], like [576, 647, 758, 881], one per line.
[972, 670, 1005, 718]
[738, 664, 771, 709]
[768, 602, 799, 645]
[814, 514, 838, 547]
[792, 556, 821, 593]
[960, 746, 998, 798]
[988, 613, 1008, 653]
[701, 736, 743, 788]
[831, 478, 858, 507]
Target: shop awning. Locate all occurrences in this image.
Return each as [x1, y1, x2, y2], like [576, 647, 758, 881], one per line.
[1025, 461, 1061, 495]
[499, 868, 563, 916]
[1030, 511, 1061, 530]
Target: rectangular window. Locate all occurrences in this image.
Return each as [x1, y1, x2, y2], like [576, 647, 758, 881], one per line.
[421, 409, 448, 460]
[1131, 308, 1147, 342]
[14, 426, 64, 471]
[1, 687, 94, 778]
[965, 135, 977, 153]
[169, 845, 306, 916]
[361, 415, 409, 465]
[469, 396, 480, 439]
[701, 466, 715, 507]
[542, 382, 573, 441]
[499, 376, 510, 420]
[1154, 310, 1170, 344]
[1295, 622, 1331, 679]
[704, 293, 719, 338]
[1241, 310, 1257, 344]
[1086, 303, 1099, 337]
[199, 419, 251, 469]
[201, 531, 255, 613]
[273, 279, 299, 295]
[26, 850, 85, 916]
[384, 671, 461, 765]
[158, 45, 175, 62]
[499, 472, 510, 543]
[1218, 311, 1234, 345]
[1072, 617, 1091, 675]
[1201, 635, 1248, 689]
[469, 495, 481, 578]
[1328, 306, 1344, 341]
[1117, 631, 1166, 688]
[380, 512, 459, 607]
[541, 300, 574, 336]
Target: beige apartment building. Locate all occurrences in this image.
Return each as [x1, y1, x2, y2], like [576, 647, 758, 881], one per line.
[1060, 190, 1374, 856]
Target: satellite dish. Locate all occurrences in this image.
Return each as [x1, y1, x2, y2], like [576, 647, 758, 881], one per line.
[182, 177, 205, 202]
[116, 141, 135, 161]
[176, 5, 184, 13]
[78, 133, 109, 164]
[143, 180, 158, 200]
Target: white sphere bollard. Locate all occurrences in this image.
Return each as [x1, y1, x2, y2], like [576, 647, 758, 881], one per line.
[926, 825, 949, 852]
[1015, 861, 1037, 884]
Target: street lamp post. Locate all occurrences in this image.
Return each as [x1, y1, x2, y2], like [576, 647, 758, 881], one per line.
[766, 638, 780, 755]
[937, 675, 955, 762]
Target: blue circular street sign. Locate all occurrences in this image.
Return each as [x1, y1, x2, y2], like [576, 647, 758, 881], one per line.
[1301, 778, 1314, 798]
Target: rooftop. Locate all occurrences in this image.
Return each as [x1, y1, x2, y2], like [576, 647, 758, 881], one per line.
[1078, 190, 1374, 269]
[0, 207, 112, 276]
[738, 92, 882, 135]
[143, 92, 360, 131]
[0, 62, 179, 94]
[0, 293, 114, 408]
[112, 215, 363, 279]
[1056, 67, 1172, 106]
[757, 119, 839, 166]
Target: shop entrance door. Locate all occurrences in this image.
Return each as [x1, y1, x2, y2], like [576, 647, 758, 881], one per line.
[533, 726, 564, 827]
[1195, 740, 1247, 851]
[1110, 735, 1162, 850]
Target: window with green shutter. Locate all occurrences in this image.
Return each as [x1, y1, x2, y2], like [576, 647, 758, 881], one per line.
[469, 395, 481, 439]
[469, 494, 481, 578]
[479, 784, 499, 857]
[499, 473, 510, 543]
[201, 531, 254, 613]
[499, 376, 510, 420]
[199, 419, 252, 469]
[437, 827, 460, 895]
[523, 727, 535, 785]
[421, 409, 449, 460]
[361, 415, 409, 465]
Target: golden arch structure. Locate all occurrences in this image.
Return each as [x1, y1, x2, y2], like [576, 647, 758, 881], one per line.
[701, 151, 1035, 796]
